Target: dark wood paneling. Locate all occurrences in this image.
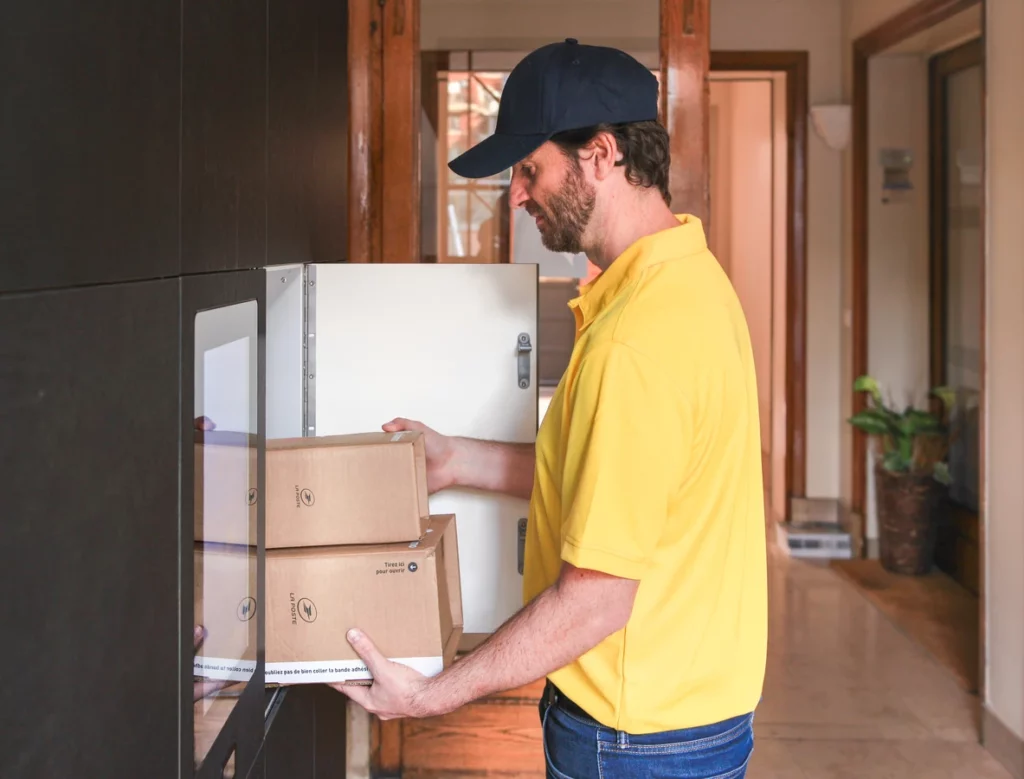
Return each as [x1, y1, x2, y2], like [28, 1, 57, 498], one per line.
[0, 280, 180, 777]
[182, 0, 268, 275]
[268, 0, 350, 267]
[0, 0, 181, 292]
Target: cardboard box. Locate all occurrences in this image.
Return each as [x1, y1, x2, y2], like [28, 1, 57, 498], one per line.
[266, 515, 462, 685]
[193, 542, 258, 682]
[266, 431, 430, 548]
[193, 430, 258, 546]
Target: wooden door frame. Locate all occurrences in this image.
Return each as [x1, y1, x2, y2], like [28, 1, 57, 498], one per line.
[849, 0, 985, 705]
[711, 51, 809, 513]
[849, 0, 981, 523]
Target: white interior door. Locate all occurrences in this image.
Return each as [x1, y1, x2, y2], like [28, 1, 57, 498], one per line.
[307, 263, 538, 636]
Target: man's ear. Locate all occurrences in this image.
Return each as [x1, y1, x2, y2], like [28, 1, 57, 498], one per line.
[589, 130, 622, 181]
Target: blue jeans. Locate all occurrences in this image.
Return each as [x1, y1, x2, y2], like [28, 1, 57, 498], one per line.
[539, 684, 754, 779]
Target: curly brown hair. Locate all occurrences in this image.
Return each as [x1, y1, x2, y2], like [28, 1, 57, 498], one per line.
[550, 120, 671, 205]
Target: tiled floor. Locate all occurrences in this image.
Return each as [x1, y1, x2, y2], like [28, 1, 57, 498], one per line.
[751, 546, 1009, 778]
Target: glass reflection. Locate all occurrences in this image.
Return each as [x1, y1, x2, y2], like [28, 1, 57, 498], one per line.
[193, 301, 259, 772]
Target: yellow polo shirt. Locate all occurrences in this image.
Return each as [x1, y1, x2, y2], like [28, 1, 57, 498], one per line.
[523, 214, 767, 734]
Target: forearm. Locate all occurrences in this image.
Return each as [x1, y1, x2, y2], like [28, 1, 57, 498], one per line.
[449, 438, 535, 500]
[415, 575, 625, 716]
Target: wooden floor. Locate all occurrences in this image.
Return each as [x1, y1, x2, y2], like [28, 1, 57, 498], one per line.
[830, 558, 980, 694]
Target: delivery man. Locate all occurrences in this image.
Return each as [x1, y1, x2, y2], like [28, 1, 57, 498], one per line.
[337, 39, 768, 778]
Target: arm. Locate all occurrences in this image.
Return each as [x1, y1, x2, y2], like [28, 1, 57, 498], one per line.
[382, 418, 535, 500]
[336, 562, 638, 719]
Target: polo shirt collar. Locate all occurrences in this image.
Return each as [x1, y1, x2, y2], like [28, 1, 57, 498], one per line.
[569, 214, 707, 332]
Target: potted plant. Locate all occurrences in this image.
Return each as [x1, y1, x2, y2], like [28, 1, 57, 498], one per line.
[847, 375, 955, 575]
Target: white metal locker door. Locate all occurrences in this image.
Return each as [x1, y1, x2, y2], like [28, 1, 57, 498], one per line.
[309, 263, 538, 637]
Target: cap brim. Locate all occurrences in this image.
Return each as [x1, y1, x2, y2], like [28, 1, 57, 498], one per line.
[448, 132, 551, 179]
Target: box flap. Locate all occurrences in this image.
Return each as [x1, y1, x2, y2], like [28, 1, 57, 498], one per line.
[267, 430, 422, 451]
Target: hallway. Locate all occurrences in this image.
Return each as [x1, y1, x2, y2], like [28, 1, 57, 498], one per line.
[750, 548, 1007, 777]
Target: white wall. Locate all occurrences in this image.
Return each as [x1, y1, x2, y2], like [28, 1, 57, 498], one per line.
[863, 54, 930, 539]
[423, 0, 846, 501]
[985, 0, 1024, 749]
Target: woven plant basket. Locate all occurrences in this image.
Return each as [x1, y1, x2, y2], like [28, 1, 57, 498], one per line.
[875, 463, 945, 575]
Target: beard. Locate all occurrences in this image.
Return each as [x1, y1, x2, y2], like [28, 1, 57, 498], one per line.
[528, 159, 596, 254]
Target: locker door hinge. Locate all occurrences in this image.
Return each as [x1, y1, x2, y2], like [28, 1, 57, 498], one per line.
[302, 265, 317, 437]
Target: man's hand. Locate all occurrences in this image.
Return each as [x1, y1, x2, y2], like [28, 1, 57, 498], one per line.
[329, 629, 436, 720]
[382, 417, 536, 500]
[382, 418, 457, 494]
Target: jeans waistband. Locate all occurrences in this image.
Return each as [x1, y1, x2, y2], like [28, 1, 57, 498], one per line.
[542, 680, 597, 724]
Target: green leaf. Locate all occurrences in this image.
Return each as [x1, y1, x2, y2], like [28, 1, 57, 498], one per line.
[900, 409, 943, 436]
[931, 386, 957, 411]
[882, 450, 910, 472]
[847, 409, 895, 436]
[933, 461, 953, 485]
[853, 375, 883, 406]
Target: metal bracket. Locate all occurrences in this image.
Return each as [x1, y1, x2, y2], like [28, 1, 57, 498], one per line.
[517, 517, 528, 575]
[516, 333, 532, 390]
[302, 265, 317, 437]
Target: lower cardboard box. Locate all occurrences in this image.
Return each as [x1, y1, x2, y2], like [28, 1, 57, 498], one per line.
[266, 514, 463, 685]
[193, 542, 259, 683]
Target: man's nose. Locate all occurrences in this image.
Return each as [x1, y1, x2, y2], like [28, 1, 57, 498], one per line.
[509, 170, 529, 209]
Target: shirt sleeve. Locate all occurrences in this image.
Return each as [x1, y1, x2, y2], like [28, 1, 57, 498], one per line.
[559, 340, 690, 580]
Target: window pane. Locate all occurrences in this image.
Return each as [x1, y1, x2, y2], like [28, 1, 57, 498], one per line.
[943, 64, 983, 512]
[445, 188, 470, 259]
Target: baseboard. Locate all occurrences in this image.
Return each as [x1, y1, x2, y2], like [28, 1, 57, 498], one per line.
[866, 538, 880, 560]
[983, 706, 1024, 779]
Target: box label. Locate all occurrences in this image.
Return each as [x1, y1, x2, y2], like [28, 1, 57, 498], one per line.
[265, 656, 443, 684]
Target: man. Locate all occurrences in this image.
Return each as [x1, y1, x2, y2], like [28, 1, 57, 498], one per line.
[337, 39, 768, 778]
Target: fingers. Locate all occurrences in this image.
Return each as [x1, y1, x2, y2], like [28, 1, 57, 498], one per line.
[193, 624, 207, 651]
[347, 629, 387, 678]
[333, 682, 373, 710]
[194, 416, 217, 431]
[382, 417, 428, 434]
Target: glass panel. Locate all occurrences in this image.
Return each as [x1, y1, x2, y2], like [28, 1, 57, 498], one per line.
[446, 74, 470, 186]
[943, 64, 983, 512]
[468, 187, 509, 262]
[445, 188, 470, 259]
[193, 301, 259, 772]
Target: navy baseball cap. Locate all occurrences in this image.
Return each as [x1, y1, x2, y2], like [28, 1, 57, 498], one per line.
[448, 39, 659, 180]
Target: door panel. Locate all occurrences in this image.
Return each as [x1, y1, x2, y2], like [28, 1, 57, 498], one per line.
[268, 0, 349, 266]
[0, 280, 180, 777]
[307, 263, 538, 635]
[0, 0, 180, 292]
[183, 271, 267, 779]
[181, 0, 268, 275]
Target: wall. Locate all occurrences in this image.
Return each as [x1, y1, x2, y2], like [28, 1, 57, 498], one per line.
[985, 0, 1024, 756]
[423, 0, 846, 501]
[863, 54, 930, 539]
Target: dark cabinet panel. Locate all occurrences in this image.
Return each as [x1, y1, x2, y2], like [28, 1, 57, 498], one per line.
[0, 1, 181, 292]
[268, 0, 349, 267]
[262, 686, 349, 779]
[264, 688, 316, 779]
[182, 0, 268, 275]
[0, 280, 180, 777]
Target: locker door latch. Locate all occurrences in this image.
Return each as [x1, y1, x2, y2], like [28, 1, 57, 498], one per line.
[516, 333, 532, 389]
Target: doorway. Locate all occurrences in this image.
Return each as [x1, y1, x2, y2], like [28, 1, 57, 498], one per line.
[848, 0, 984, 701]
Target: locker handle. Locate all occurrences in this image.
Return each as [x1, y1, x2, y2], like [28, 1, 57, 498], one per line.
[516, 333, 532, 389]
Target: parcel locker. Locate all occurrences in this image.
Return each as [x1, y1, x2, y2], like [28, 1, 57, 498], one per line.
[266, 263, 539, 641]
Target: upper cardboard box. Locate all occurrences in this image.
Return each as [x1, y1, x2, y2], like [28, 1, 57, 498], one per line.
[266, 431, 430, 548]
[266, 514, 463, 685]
[193, 430, 258, 547]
